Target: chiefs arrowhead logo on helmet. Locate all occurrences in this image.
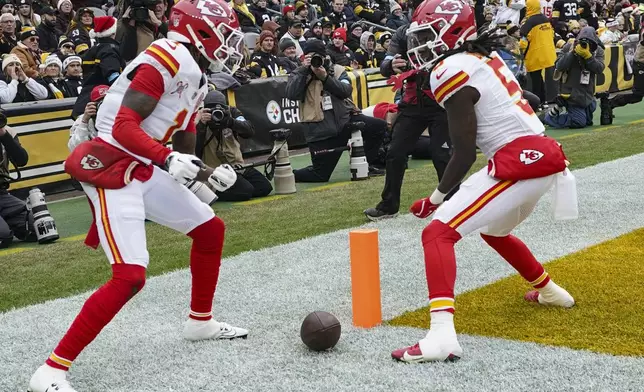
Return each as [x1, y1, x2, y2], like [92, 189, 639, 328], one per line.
[80, 154, 105, 170]
[435, 0, 464, 14]
[519, 149, 544, 165]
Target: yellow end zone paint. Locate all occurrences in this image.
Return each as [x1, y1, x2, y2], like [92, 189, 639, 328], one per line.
[388, 228, 644, 356]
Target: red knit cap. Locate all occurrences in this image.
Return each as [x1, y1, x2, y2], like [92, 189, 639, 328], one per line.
[332, 27, 347, 42]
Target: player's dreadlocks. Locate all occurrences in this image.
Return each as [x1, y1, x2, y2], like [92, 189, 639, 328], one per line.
[426, 26, 507, 74]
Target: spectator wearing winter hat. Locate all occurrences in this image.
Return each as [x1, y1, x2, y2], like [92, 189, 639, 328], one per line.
[10, 28, 41, 77]
[373, 31, 390, 64]
[55, 0, 74, 36]
[16, 0, 39, 29]
[62, 54, 82, 96]
[304, 18, 323, 40]
[37, 54, 71, 98]
[295, 1, 310, 29]
[278, 37, 300, 72]
[279, 19, 305, 57]
[65, 6, 92, 54]
[0, 0, 14, 16]
[0, 13, 18, 54]
[248, 30, 285, 77]
[345, 22, 363, 52]
[55, 35, 74, 56]
[327, 27, 355, 67]
[278, 4, 296, 37]
[320, 16, 333, 44]
[71, 15, 124, 119]
[0, 53, 47, 102]
[35, 6, 58, 52]
[386, 2, 408, 30]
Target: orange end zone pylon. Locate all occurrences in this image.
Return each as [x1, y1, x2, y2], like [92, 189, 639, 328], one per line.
[349, 229, 382, 328]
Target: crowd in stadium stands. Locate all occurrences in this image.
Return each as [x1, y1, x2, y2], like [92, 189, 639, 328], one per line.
[0, 0, 639, 114]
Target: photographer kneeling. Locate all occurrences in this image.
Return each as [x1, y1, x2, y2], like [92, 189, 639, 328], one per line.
[0, 111, 34, 248]
[196, 90, 273, 202]
[285, 38, 386, 183]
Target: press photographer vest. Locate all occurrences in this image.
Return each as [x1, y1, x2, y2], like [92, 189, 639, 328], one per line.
[201, 126, 244, 168]
[300, 64, 348, 122]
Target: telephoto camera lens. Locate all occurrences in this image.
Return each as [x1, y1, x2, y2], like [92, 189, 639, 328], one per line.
[311, 55, 323, 68]
[212, 109, 225, 122]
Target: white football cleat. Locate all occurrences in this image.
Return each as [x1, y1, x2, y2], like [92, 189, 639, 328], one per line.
[28, 364, 77, 392]
[183, 318, 248, 341]
[525, 281, 575, 308]
[392, 312, 463, 363]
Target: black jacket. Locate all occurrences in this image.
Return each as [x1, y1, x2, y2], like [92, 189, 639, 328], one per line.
[63, 75, 83, 97]
[285, 64, 352, 143]
[36, 22, 59, 53]
[248, 50, 283, 78]
[0, 128, 28, 191]
[327, 43, 355, 66]
[72, 37, 124, 118]
[379, 24, 407, 78]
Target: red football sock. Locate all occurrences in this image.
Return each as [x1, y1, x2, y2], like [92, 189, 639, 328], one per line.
[187, 217, 225, 321]
[46, 264, 146, 371]
[480, 234, 550, 288]
[422, 220, 462, 314]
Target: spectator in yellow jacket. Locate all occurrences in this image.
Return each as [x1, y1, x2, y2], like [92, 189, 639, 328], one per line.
[519, 0, 556, 104]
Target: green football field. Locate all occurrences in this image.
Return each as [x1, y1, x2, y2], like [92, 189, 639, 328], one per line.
[1, 103, 643, 312]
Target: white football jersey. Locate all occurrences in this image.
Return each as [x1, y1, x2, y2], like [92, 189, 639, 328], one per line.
[95, 38, 208, 164]
[429, 51, 544, 159]
[540, 0, 555, 18]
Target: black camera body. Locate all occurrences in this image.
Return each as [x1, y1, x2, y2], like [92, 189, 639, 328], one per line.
[128, 0, 158, 22]
[205, 103, 231, 129]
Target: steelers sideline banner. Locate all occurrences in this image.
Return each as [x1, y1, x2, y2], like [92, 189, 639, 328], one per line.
[3, 44, 635, 195]
[226, 68, 395, 154]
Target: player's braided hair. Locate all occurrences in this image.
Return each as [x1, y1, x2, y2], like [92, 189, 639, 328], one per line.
[426, 26, 507, 74]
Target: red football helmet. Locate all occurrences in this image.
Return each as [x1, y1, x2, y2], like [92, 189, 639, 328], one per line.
[167, 0, 244, 74]
[406, 0, 477, 70]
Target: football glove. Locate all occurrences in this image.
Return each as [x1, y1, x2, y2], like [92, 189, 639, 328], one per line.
[208, 164, 237, 192]
[410, 197, 440, 219]
[165, 151, 203, 183]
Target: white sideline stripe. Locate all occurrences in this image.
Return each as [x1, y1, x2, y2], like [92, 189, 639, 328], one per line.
[367, 80, 389, 88]
[12, 119, 74, 134]
[11, 163, 64, 178]
[1, 154, 644, 391]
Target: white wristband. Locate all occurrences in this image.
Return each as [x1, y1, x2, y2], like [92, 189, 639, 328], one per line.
[429, 189, 447, 204]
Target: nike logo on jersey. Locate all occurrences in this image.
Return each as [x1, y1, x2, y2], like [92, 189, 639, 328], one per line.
[520, 149, 544, 165]
[436, 69, 447, 80]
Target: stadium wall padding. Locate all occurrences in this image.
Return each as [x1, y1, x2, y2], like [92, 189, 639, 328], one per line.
[5, 41, 636, 195]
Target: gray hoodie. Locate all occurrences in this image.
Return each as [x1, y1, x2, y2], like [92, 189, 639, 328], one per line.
[555, 26, 605, 107]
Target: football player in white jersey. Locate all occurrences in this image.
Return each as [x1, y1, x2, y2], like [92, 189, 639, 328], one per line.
[391, 0, 577, 363]
[28, 1, 248, 391]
